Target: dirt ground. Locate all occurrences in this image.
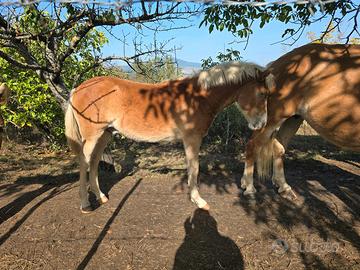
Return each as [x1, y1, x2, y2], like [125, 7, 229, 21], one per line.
[0, 136, 359, 270]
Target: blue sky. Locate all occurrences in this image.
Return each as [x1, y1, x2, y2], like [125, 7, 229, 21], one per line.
[101, 4, 335, 66]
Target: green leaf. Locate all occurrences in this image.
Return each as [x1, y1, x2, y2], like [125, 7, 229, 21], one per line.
[219, 22, 224, 31]
[209, 24, 214, 33]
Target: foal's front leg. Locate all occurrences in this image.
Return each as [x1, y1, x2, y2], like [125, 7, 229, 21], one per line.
[183, 135, 209, 210]
[241, 127, 277, 195]
[241, 139, 257, 195]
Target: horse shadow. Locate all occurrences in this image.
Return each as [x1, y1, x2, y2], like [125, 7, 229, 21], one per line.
[173, 209, 244, 270]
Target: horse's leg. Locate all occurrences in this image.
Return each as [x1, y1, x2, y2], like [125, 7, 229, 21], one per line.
[79, 153, 91, 213]
[183, 134, 209, 210]
[241, 126, 279, 195]
[241, 136, 257, 195]
[272, 116, 303, 199]
[79, 136, 101, 213]
[89, 131, 112, 205]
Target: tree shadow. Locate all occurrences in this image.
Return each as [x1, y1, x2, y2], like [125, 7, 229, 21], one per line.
[235, 153, 360, 268]
[0, 184, 74, 245]
[173, 209, 244, 270]
[171, 148, 243, 195]
[288, 135, 360, 163]
[0, 143, 139, 245]
[0, 172, 78, 226]
[77, 178, 142, 270]
[97, 144, 140, 200]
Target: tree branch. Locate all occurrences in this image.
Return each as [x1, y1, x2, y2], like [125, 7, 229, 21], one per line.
[0, 49, 52, 72]
[346, 6, 360, 43]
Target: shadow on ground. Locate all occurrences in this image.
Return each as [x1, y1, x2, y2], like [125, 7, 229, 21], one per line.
[173, 209, 244, 270]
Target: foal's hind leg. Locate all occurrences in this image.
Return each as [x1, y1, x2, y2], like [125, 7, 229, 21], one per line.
[88, 131, 112, 205]
[79, 136, 102, 213]
[272, 116, 303, 199]
[79, 153, 91, 212]
[183, 135, 209, 210]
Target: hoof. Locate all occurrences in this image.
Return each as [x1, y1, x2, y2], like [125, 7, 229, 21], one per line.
[191, 197, 210, 210]
[81, 205, 93, 214]
[98, 196, 109, 205]
[243, 187, 256, 196]
[200, 203, 210, 211]
[240, 179, 246, 189]
[280, 189, 297, 201]
[243, 191, 256, 201]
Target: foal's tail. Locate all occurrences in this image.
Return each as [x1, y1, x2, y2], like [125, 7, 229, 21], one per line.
[256, 138, 274, 180]
[65, 97, 82, 155]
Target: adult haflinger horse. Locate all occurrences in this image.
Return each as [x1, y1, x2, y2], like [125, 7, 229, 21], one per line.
[240, 43, 360, 199]
[65, 61, 275, 213]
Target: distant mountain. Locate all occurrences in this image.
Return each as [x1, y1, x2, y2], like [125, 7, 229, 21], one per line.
[176, 59, 201, 69]
[176, 59, 201, 76]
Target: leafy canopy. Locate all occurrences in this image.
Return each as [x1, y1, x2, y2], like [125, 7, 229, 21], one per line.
[201, 1, 359, 43]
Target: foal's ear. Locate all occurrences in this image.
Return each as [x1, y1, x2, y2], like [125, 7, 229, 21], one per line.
[264, 72, 276, 93]
[257, 70, 276, 93]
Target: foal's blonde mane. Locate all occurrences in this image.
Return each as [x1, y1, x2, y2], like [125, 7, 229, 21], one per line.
[197, 61, 264, 89]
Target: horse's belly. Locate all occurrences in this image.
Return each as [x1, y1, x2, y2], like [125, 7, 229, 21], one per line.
[114, 115, 180, 143]
[304, 107, 360, 151]
[120, 127, 180, 142]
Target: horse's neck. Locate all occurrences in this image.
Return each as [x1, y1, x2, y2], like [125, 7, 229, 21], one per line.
[206, 85, 239, 113]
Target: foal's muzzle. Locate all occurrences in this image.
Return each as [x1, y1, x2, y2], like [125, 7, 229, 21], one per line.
[248, 114, 267, 130]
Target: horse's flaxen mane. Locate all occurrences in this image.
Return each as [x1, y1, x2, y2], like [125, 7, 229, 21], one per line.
[197, 61, 264, 89]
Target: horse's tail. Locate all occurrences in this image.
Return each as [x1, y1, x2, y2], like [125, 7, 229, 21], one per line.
[256, 138, 274, 180]
[65, 94, 82, 155]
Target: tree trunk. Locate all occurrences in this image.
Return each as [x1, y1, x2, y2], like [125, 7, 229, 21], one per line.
[40, 73, 68, 112]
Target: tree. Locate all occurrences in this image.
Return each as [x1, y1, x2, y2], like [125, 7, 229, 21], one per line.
[307, 23, 360, 44]
[134, 56, 182, 83]
[0, 2, 199, 110]
[201, 48, 241, 69]
[201, 1, 359, 45]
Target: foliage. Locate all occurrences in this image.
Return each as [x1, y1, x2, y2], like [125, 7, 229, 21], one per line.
[201, 48, 241, 69]
[201, 1, 359, 43]
[0, 57, 64, 142]
[13, 6, 112, 89]
[134, 56, 183, 83]
[202, 50, 251, 150]
[307, 23, 360, 44]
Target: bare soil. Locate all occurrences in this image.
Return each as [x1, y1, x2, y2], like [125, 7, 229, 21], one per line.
[0, 136, 359, 270]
